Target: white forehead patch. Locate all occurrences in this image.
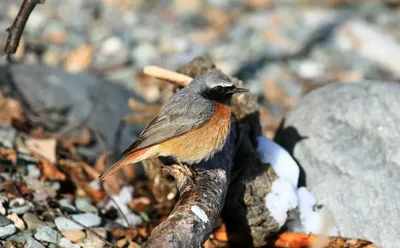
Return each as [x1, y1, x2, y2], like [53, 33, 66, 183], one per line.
[210, 82, 233, 88]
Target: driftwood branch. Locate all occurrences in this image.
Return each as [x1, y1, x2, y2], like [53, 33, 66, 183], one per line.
[143, 131, 235, 247]
[3, 0, 45, 58]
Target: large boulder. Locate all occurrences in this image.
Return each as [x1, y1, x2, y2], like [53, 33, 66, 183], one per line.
[274, 81, 400, 248]
[0, 63, 145, 161]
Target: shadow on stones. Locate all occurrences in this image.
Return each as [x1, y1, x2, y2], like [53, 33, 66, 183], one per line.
[273, 119, 308, 188]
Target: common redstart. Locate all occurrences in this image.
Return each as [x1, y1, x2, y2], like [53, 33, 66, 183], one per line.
[99, 71, 248, 181]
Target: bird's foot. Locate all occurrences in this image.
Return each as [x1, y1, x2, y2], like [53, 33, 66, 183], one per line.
[178, 163, 197, 187]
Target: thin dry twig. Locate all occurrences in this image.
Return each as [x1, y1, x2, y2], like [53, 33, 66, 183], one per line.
[4, 0, 45, 58]
[143, 66, 193, 87]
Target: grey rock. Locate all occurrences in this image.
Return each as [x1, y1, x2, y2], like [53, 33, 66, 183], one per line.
[275, 81, 400, 248]
[131, 42, 159, 68]
[0, 64, 144, 162]
[50, 181, 61, 191]
[0, 224, 17, 238]
[6, 230, 34, 243]
[8, 203, 33, 215]
[0, 216, 11, 227]
[116, 213, 142, 227]
[25, 237, 46, 248]
[26, 165, 41, 178]
[75, 197, 98, 214]
[55, 217, 83, 231]
[71, 213, 101, 228]
[59, 198, 77, 213]
[332, 19, 400, 78]
[23, 213, 46, 230]
[34, 226, 59, 244]
[6, 230, 44, 247]
[57, 237, 80, 248]
[45, 221, 57, 229]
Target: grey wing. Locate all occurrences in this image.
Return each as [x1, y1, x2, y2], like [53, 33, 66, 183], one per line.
[120, 91, 215, 156]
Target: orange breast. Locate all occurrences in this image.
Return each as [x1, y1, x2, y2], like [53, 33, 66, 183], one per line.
[158, 101, 231, 164]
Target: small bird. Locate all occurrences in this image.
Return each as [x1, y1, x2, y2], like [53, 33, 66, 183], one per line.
[99, 71, 248, 181]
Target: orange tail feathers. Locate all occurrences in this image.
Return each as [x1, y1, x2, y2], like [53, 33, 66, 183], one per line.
[98, 147, 153, 181]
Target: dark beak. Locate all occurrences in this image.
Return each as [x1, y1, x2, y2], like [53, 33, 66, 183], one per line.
[231, 87, 249, 94]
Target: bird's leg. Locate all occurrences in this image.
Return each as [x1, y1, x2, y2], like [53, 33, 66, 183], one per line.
[178, 162, 196, 187]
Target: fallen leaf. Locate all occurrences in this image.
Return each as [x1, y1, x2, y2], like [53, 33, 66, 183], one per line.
[63, 44, 94, 73]
[25, 138, 56, 164]
[7, 213, 25, 231]
[0, 93, 25, 126]
[38, 159, 66, 181]
[0, 147, 17, 165]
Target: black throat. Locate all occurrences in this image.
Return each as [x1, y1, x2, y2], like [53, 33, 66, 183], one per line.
[201, 86, 234, 105]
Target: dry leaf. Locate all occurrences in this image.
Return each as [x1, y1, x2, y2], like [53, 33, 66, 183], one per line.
[7, 213, 25, 231]
[39, 159, 66, 181]
[25, 138, 56, 164]
[0, 93, 25, 126]
[94, 152, 110, 173]
[63, 44, 94, 73]
[0, 147, 17, 166]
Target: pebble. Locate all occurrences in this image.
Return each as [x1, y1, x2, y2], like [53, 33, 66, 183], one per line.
[6, 230, 34, 243]
[57, 237, 81, 248]
[77, 227, 106, 248]
[25, 237, 46, 248]
[0, 201, 6, 215]
[6, 231, 45, 248]
[0, 216, 12, 227]
[34, 226, 59, 244]
[45, 221, 57, 229]
[71, 213, 102, 228]
[131, 42, 159, 68]
[62, 230, 86, 242]
[23, 212, 46, 230]
[59, 198, 77, 213]
[75, 197, 98, 214]
[116, 213, 142, 227]
[0, 224, 17, 239]
[7, 213, 25, 231]
[8, 203, 33, 215]
[26, 164, 41, 178]
[55, 216, 83, 231]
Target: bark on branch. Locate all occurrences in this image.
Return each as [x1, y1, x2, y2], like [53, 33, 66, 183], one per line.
[4, 0, 45, 58]
[143, 130, 235, 247]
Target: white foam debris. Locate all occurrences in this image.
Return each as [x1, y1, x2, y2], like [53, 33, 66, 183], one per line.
[297, 187, 339, 236]
[265, 178, 298, 227]
[256, 136, 299, 188]
[191, 205, 209, 223]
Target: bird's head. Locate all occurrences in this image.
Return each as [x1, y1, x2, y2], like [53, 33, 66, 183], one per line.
[189, 71, 248, 105]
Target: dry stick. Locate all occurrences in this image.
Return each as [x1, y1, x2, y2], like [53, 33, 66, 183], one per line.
[4, 0, 45, 58]
[143, 66, 193, 87]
